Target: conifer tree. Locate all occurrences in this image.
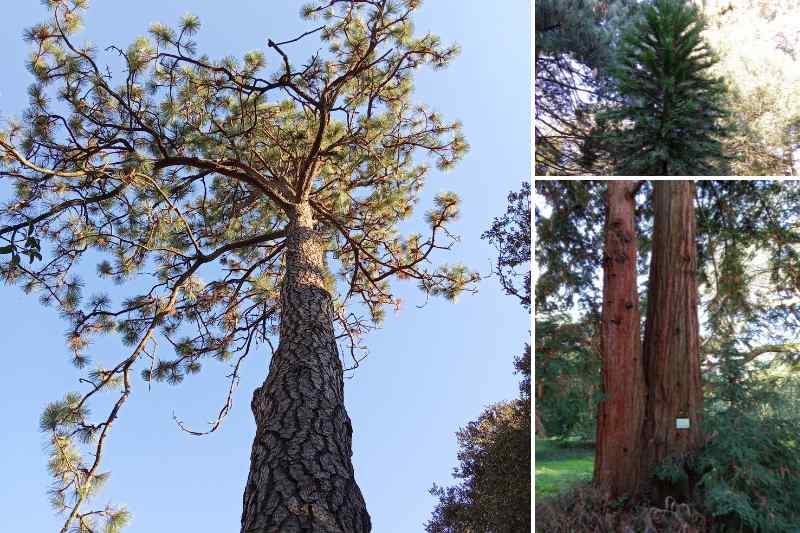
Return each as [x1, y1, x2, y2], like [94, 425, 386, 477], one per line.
[640, 180, 704, 500]
[0, 1, 475, 531]
[599, 0, 733, 175]
[535, 0, 641, 175]
[593, 180, 646, 499]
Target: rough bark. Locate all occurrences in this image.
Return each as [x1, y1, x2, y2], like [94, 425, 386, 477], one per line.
[241, 203, 371, 533]
[640, 180, 704, 496]
[593, 180, 646, 499]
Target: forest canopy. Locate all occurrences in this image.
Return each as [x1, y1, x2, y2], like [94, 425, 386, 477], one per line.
[535, 0, 800, 176]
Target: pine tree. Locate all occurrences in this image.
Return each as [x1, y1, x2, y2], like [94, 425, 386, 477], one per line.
[535, 0, 642, 175]
[599, 0, 734, 175]
[0, 1, 475, 531]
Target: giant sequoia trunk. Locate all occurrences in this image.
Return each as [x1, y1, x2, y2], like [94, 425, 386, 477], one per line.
[593, 180, 646, 499]
[640, 181, 704, 495]
[241, 204, 371, 533]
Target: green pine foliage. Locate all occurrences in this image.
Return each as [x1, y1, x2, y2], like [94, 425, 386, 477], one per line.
[598, 0, 734, 175]
[0, 0, 477, 529]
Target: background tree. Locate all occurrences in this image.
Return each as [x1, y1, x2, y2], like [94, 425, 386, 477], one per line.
[535, 0, 641, 175]
[596, 0, 734, 175]
[534, 181, 608, 444]
[694, 181, 800, 372]
[534, 316, 601, 440]
[425, 181, 530, 533]
[0, 1, 476, 531]
[701, 0, 800, 175]
[426, 401, 530, 533]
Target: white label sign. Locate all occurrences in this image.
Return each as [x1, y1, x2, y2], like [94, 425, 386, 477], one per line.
[676, 418, 690, 429]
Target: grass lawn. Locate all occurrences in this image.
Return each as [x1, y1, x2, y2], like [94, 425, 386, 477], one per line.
[535, 438, 595, 497]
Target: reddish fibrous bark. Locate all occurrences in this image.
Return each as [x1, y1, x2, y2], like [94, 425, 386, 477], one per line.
[640, 180, 704, 491]
[593, 180, 647, 499]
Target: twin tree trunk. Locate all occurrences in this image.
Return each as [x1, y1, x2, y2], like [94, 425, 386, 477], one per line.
[640, 181, 704, 489]
[595, 180, 703, 500]
[241, 203, 371, 533]
[594, 181, 646, 499]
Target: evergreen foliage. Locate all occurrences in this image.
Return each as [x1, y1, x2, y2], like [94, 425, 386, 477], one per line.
[534, 180, 608, 315]
[688, 343, 800, 532]
[535, 316, 600, 441]
[535, 0, 641, 174]
[695, 181, 800, 364]
[0, 0, 476, 528]
[598, 0, 734, 175]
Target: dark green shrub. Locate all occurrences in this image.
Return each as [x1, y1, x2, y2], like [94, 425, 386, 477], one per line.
[689, 344, 800, 532]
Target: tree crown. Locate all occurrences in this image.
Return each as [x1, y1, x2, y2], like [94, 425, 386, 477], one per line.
[598, 0, 734, 175]
[0, 1, 476, 529]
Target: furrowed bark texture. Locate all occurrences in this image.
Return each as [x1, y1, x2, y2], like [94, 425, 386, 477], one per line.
[593, 180, 646, 499]
[641, 181, 704, 487]
[241, 203, 371, 533]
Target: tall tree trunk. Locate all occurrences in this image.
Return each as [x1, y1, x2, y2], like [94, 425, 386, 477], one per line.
[241, 203, 371, 533]
[593, 180, 646, 499]
[640, 180, 704, 497]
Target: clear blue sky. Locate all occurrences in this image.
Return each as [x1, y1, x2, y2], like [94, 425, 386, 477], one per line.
[0, 2, 530, 531]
